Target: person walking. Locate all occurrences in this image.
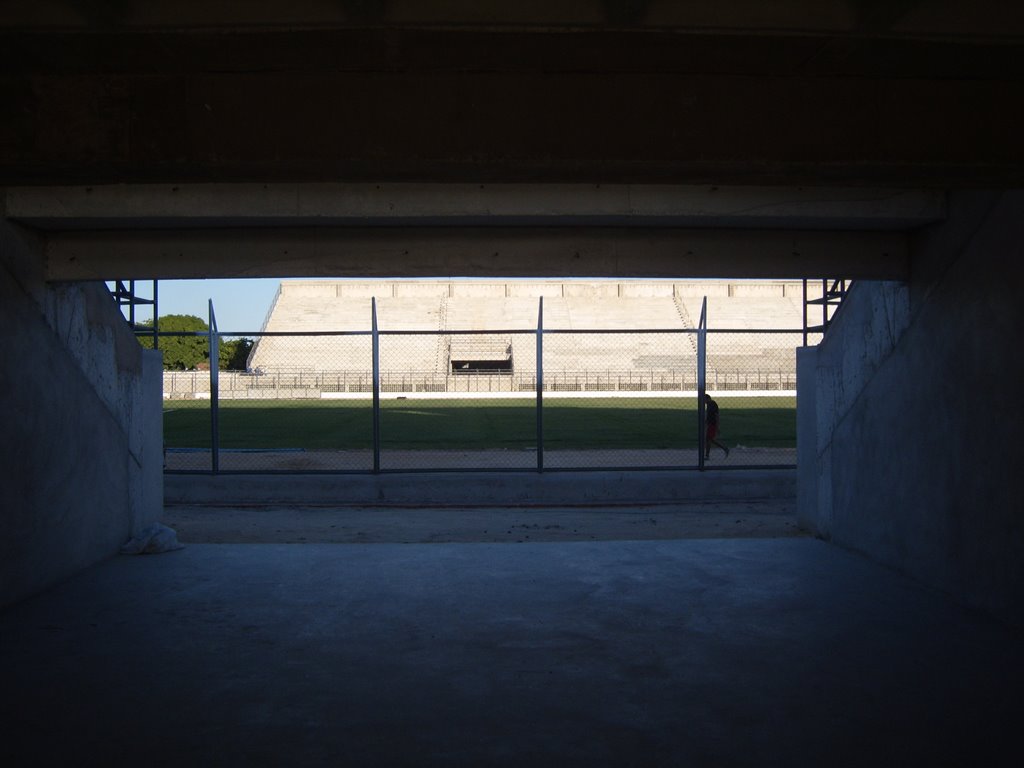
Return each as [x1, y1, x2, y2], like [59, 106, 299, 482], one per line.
[704, 393, 730, 460]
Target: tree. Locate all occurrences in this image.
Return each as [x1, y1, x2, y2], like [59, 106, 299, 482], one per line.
[138, 315, 209, 370]
[219, 337, 254, 370]
[138, 316, 254, 370]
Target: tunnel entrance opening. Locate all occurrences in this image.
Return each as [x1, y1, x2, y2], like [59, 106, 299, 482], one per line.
[451, 358, 513, 373]
[150, 278, 812, 475]
[449, 337, 514, 374]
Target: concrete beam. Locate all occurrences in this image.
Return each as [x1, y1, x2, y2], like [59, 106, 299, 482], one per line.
[3, 70, 1022, 186]
[43, 227, 908, 281]
[7, 184, 945, 231]
[4, 27, 1022, 79]
[2, 2, 1023, 44]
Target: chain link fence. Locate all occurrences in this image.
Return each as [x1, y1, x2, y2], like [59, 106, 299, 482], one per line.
[162, 299, 798, 473]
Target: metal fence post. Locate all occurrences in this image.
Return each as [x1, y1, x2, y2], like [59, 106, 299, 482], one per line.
[372, 297, 381, 473]
[536, 296, 544, 472]
[209, 299, 220, 474]
[821, 278, 828, 335]
[802, 278, 809, 346]
[152, 280, 159, 349]
[697, 296, 707, 471]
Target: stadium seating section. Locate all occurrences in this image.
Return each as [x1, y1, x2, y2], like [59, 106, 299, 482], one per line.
[245, 281, 809, 391]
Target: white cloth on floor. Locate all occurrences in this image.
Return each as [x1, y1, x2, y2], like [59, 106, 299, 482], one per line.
[120, 523, 185, 554]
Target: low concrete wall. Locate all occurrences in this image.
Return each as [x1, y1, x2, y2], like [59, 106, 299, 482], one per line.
[501, 282, 564, 298]
[338, 282, 393, 298]
[620, 283, 675, 298]
[280, 279, 805, 302]
[563, 282, 620, 297]
[1, 219, 162, 609]
[165, 469, 795, 507]
[803, 191, 1023, 626]
[451, 282, 507, 297]
[393, 282, 450, 297]
[283, 283, 338, 298]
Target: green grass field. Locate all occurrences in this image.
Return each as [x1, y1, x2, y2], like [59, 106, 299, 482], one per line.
[164, 397, 796, 450]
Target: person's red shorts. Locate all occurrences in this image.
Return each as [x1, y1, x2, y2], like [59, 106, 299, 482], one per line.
[706, 424, 718, 440]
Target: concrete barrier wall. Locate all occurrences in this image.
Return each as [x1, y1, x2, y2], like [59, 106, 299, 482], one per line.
[393, 282, 449, 297]
[166, 469, 796, 507]
[804, 191, 1023, 627]
[164, 369, 798, 398]
[338, 282, 394, 298]
[563, 282, 620, 297]
[281, 279, 806, 300]
[284, 283, 338, 297]
[1, 219, 162, 609]
[731, 283, 786, 297]
[675, 283, 732, 297]
[450, 283, 507, 297]
[620, 283, 675, 298]
[505, 283, 564, 298]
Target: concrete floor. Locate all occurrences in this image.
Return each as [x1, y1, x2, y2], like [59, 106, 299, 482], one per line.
[1, 538, 1020, 767]
[161, 500, 802, 543]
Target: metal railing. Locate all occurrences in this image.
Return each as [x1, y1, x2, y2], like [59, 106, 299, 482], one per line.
[803, 278, 850, 345]
[164, 365, 797, 398]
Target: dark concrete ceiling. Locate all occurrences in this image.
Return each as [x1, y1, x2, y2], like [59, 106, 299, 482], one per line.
[2, 0, 1023, 187]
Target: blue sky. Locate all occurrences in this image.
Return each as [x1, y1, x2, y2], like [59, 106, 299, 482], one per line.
[147, 278, 282, 335]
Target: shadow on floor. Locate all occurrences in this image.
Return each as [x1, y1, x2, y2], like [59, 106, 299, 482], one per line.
[1, 538, 1019, 767]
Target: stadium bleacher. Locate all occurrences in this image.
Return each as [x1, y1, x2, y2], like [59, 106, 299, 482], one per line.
[244, 280, 807, 392]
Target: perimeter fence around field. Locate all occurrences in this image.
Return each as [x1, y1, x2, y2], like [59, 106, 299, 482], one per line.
[160, 298, 801, 473]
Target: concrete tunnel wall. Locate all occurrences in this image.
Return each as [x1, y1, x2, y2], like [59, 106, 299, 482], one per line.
[1, 219, 163, 609]
[798, 191, 1024, 627]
